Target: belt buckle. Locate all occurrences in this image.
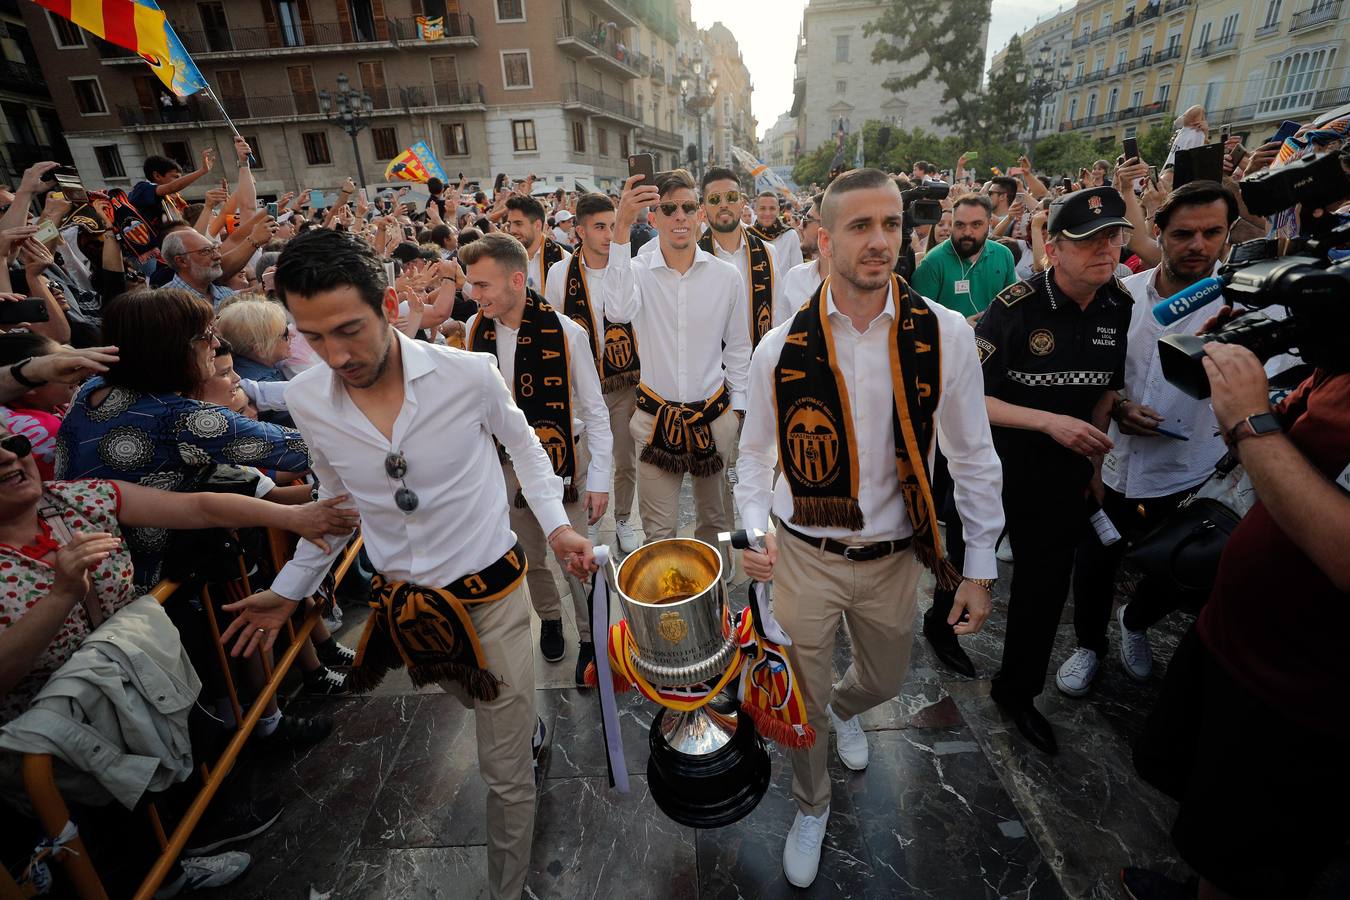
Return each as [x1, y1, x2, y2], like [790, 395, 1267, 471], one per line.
[843, 544, 868, 561]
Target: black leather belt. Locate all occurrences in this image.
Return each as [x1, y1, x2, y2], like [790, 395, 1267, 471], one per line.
[782, 523, 912, 562]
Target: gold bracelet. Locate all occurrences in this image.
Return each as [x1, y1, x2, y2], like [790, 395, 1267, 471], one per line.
[963, 577, 996, 591]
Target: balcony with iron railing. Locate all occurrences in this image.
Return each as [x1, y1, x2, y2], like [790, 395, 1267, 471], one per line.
[1193, 33, 1239, 60]
[638, 124, 683, 149]
[1137, 3, 1161, 25]
[0, 58, 46, 93]
[1153, 44, 1182, 64]
[1163, 0, 1191, 14]
[1113, 12, 1135, 32]
[562, 81, 642, 123]
[651, 60, 666, 83]
[1289, 0, 1343, 32]
[397, 82, 487, 110]
[386, 14, 478, 45]
[555, 18, 640, 78]
[1207, 84, 1350, 131]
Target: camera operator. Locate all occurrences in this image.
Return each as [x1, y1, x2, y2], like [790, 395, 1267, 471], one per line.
[966, 187, 1135, 755]
[1131, 340, 1350, 900]
[1056, 181, 1236, 698]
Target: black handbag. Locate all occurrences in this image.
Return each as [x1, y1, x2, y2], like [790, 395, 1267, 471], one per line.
[1124, 496, 1241, 594]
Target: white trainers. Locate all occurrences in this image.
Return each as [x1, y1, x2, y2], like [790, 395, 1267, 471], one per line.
[1055, 647, 1100, 697]
[782, 807, 829, 888]
[1116, 605, 1154, 681]
[154, 851, 251, 898]
[615, 518, 640, 555]
[827, 703, 868, 771]
[996, 535, 1014, 564]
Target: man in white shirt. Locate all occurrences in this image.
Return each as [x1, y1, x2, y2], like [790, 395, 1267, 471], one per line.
[1056, 181, 1234, 697]
[220, 229, 595, 900]
[504, 194, 570, 295]
[606, 168, 752, 550]
[779, 196, 829, 313]
[736, 168, 1004, 888]
[546, 194, 642, 558]
[463, 233, 613, 685]
[749, 190, 805, 272]
[698, 168, 791, 339]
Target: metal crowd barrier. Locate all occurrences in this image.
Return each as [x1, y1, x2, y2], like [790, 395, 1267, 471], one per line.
[10, 528, 365, 900]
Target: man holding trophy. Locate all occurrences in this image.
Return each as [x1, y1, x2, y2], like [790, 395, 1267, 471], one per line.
[736, 169, 1005, 888]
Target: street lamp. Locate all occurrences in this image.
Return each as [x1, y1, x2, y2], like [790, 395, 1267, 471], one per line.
[318, 72, 375, 191]
[679, 59, 718, 180]
[1015, 43, 1072, 155]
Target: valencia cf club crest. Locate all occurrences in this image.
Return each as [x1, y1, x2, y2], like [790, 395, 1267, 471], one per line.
[1087, 195, 1103, 215]
[756, 304, 773, 341]
[1029, 328, 1056, 356]
[785, 399, 842, 487]
[604, 324, 634, 370]
[533, 422, 570, 468]
[658, 611, 689, 644]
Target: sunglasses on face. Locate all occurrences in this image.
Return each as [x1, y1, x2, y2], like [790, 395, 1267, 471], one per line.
[385, 451, 419, 513]
[703, 191, 741, 206]
[658, 201, 700, 217]
[190, 324, 219, 345]
[1, 434, 32, 458]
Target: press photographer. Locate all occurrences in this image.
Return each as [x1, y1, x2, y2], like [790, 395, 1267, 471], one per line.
[1131, 147, 1350, 900]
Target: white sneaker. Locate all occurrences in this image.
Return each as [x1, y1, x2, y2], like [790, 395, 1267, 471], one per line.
[1116, 605, 1154, 681]
[587, 521, 600, 544]
[782, 807, 829, 888]
[615, 518, 640, 555]
[996, 535, 1014, 564]
[1055, 647, 1100, 697]
[154, 851, 251, 898]
[827, 703, 868, 771]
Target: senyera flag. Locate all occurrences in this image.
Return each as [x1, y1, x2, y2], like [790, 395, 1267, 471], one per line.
[384, 141, 450, 183]
[35, 0, 207, 97]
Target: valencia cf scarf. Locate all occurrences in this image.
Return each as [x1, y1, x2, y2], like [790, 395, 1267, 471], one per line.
[774, 275, 960, 588]
[635, 382, 730, 477]
[536, 237, 566, 295]
[469, 290, 578, 505]
[747, 219, 789, 242]
[348, 545, 528, 698]
[699, 228, 776, 347]
[562, 254, 641, 394]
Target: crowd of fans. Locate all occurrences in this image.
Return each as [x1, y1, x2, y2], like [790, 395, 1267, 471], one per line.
[0, 98, 1347, 899]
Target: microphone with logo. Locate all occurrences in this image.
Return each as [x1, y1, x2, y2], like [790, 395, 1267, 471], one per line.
[1150, 275, 1226, 326]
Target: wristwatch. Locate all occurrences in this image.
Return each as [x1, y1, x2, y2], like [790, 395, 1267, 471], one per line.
[963, 577, 997, 592]
[1226, 412, 1281, 446]
[10, 358, 48, 389]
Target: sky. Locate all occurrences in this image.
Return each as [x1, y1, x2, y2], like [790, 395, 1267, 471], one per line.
[688, 0, 1073, 141]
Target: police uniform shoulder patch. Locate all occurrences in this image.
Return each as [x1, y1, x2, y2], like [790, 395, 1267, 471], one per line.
[996, 280, 1034, 307]
[974, 336, 996, 364]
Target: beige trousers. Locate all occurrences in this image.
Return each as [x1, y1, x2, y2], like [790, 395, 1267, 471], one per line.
[605, 386, 638, 522]
[502, 440, 592, 637]
[629, 406, 739, 548]
[772, 531, 924, 816]
[436, 583, 537, 900]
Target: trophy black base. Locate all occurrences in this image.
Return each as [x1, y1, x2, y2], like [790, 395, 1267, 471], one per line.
[646, 703, 771, 829]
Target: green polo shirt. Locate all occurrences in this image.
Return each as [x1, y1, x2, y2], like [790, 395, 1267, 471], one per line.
[910, 238, 1017, 318]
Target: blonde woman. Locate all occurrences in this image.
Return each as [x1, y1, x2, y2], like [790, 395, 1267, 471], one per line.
[216, 295, 291, 384]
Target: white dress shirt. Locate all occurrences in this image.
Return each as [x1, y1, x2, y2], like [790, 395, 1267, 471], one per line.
[527, 242, 571, 295]
[464, 308, 613, 492]
[768, 227, 805, 273]
[603, 240, 752, 410]
[780, 259, 823, 317]
[544, 253, 610, 339]
[271, 331, 569, 601]
[706, 228, 792, 331]
[1104, 265, 1228, 499]
[735, 281, 1004, 579]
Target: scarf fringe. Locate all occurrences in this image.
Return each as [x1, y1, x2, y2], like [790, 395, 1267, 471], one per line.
[346, 656, 397, 694]
[639, 443, 689, 474]
[601, 371, 640, 394]
[789, 496, 865, 532]
[407, 661, 503, 702]
[915, 541, 963, 591]
[687, 453, 725, 478]
[742, 705, 816, 750]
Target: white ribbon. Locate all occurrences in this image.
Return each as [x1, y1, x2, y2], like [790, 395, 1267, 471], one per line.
[590, 546, 629, 793]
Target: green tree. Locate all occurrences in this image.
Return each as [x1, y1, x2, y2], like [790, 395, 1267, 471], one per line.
[792, 133, 857, 186]
[1027, 131, 1103, 178]
[983, 33, 1031, 143]
[866, 0, 993, 141]
[1136, 122, 1174, 169]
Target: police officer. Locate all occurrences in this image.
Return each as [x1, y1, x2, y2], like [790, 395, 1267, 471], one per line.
[969, 186, 1134, 754]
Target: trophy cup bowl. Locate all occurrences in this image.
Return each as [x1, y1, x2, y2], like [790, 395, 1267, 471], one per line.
[613, 538, 770, 828]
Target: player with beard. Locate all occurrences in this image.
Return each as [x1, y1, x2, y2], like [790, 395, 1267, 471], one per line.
[781, 194, 829, 311]
[749, 190, 805, 271]
[736, 168, 1003, 887]
[221, 229, 596, 900]
[1054, 181, 1237, 697]
[698, 168, 792, 342]
[504, 194, 570, 295]
[910, 193, 1017, 322]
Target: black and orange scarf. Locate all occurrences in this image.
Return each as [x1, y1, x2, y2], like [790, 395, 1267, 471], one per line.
[469, 290, 578, 505]
[747, 219, 789, 242]
[535, 238, 567, 296]
[347, 544, 528, 698]
[774, 275, 959, 587]
[699, 227, 776, 347]
[635, 382, 731, 477]
[562, 253, 640, 394]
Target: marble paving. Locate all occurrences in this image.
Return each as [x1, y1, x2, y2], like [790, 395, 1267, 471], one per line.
[192, 486, 1193, 899]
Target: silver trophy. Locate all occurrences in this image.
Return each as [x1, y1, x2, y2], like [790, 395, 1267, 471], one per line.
[608, 537, 770, 827]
